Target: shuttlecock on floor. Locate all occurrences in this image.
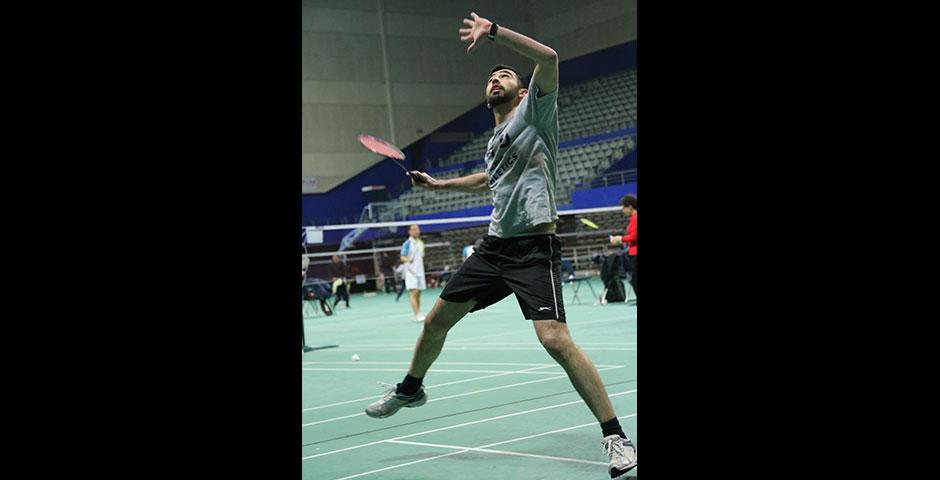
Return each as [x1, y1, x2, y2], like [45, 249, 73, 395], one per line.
[351, 354, 360, 361]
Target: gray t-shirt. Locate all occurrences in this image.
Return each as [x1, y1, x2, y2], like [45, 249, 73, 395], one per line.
[484, 76, 559, 238]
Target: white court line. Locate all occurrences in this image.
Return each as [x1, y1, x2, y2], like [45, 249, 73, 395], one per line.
[302, 362, 557, 366]
[311, 311, 418, 320]
[302, 365, 558, 412]
[302, 362, 623, 368]
[481, 413, 637, 449]
[330, 413, 638, 480]
[444, 342, 636, 346]
[329, 342, 635, 348]
[453, 315, 630, 342]
[303, 412, 365, 426]
[303, 389, 636, 460]
[388, 440, 606, 466]
[427, 366, 623, 404]
[330, 450, 468, 480]
[302, 366, 623, 426]
[445, 328, 537, 343]
[313, 315, 637, 351]
[324, 347, 636, 351]
[438, 317, 619, 345]
[302, 368, 567, 375]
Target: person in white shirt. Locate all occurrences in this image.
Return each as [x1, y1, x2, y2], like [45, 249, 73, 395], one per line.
[400, 224, 426, 322]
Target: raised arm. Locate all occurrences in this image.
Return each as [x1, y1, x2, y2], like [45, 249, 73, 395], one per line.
[459, 12, 558, 95]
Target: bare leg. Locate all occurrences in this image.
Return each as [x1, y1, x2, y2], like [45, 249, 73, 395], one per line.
[409, 289, 420, 316]
[533, 319, 616, 422]
[408, 298, 476, 378]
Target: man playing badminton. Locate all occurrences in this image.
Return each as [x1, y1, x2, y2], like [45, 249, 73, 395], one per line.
[364, 12, 636, 477]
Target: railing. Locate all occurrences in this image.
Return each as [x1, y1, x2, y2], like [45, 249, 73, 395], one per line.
[576, 168, 637, 190]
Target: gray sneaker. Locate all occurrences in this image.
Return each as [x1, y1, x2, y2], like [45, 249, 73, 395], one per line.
[364, 382, 427, 418]
[603, 434, 637, 478]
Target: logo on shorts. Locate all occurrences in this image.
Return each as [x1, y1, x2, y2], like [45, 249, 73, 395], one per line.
[538, 307, 552, 311]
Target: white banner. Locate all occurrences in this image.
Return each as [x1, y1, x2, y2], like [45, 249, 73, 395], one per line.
[305, 227, 323, 244]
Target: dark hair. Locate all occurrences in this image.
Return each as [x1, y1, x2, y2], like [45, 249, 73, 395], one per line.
[489, 64, 524, 86]
[621, 194, 637, 209]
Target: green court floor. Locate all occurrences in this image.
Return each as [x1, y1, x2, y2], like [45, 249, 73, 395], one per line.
[303, 278, 637, 479]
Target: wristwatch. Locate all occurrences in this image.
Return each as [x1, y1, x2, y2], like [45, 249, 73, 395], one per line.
[487, 23, 499, 41]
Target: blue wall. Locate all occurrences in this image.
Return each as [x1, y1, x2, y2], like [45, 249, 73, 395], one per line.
[302, 158, 414, 226]
[558, 41, 637, 85]
[570, 183, 636, 209]
[562, 128, 635, 149]
[605, 147, 637, 173]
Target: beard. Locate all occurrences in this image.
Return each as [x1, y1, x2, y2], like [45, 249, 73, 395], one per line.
[486, 89, 514, 108]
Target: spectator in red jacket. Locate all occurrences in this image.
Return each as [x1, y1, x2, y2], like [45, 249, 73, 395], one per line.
[610, 194, 637, 299]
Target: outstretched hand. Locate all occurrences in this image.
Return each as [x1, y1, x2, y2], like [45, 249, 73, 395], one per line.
[459, 12, 493, 54]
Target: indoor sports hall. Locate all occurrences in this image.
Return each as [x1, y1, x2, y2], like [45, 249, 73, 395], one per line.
[303, 2, 636, 478]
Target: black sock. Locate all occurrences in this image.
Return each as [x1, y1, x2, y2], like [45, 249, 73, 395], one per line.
[600, 417, 626, 438]
[397, 374, 423, 395]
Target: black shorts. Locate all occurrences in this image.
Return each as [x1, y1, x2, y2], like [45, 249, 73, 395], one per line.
[440, 234, 566, 321]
